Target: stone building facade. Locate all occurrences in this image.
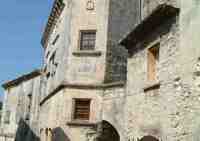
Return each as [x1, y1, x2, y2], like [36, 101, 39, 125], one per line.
[2, 0, 200, 141]
[1, 70, 41, 141]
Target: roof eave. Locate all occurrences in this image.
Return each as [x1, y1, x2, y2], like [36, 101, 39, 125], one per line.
[119, 4, 180, 49]
[2, 69, 41, 90]
[41, 0, 65, 48]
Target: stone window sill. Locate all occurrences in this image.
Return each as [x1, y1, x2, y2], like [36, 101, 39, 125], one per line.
[72, 51, 102, 57]
[66, 120, 97, 127]
[143, 81, 160, 92]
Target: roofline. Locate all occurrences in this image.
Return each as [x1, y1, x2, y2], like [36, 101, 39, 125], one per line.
[2, 69, 42, 89]
[119, 4, 180, 49]
[41, 0, 65, 48]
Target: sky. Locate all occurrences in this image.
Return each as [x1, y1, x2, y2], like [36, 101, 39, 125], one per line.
[0, 0, 54, 101]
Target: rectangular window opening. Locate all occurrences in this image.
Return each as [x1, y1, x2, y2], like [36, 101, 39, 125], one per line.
[52, 35, 60, 45]
[73, 99, 91, 121]
[147, 43, 160, 82]
[79, 30, 96, 50]
[4, 110, 11, 124]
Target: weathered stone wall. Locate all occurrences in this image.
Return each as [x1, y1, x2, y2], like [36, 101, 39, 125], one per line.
[105, 43, 128, 83]
[0, 136, 13, 141]
[124, 15, 180, 141]
[66, 0, 109, 84]
[105, 0, 140, 83]
[1, 75, 42, 141]
[1, 87, 19, 136]
[43, 0, 72, 96]
[179, 0, 200, 140]
[39, 88, 103, 141]
[102, 87, 126, 141]
[28, 76, 42, 139]
[141, 0, 180, 20]
[17, 0, 200, 141]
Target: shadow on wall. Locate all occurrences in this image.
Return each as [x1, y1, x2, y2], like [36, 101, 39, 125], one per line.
[15, 118, 40, 141]
[51, 127, 71, 141]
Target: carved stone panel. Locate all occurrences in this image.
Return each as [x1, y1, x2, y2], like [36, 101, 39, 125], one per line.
[86, 0, 95, 10]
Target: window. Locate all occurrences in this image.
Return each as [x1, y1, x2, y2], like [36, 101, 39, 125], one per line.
[26, 93, 32, 121]
[147, 43, 159, 81]
[49, 52, 57, 77]
[46, 51, 50, 59]
[4, 110, 11, 124]
[73, 99, 91, 120]
[79, 30, 96, 50]
[52, 35, 60, 45]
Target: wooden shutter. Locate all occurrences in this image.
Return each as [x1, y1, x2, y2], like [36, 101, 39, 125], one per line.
[147, 44, 159, 81]
[74, 99, 91, 120]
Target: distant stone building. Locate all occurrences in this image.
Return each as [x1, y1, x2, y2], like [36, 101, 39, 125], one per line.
[2, 0, 200, 141]
[0, 70, 41, 141]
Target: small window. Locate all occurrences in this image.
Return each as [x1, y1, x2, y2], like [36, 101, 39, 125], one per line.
[4, 110, 11, 124]
[52, 35, 60, 45]
[147, 43, 160, 81]
[46, 51, 50, 59]
[73, 99, 91, 120]
[50, 52, 56, 65]
[79, 30, 96, 50]
[49, 52, 57, 77]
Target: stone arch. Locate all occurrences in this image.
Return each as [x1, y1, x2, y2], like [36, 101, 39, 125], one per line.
[98, 120, 120, 141]
[51, 127, 71, 141]
[140, 135, 159, 141]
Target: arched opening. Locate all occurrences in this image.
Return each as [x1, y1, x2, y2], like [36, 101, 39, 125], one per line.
[98, 120, 120, 141]
[140, 135, 159, 141]
[51, 127, 71, 141]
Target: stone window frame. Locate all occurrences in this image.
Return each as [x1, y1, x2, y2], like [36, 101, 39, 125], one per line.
[146, 39, 160, 83]
[4, 110, 11, 124]
[78, 30, 97, 51]
[71, 98, 91, 121]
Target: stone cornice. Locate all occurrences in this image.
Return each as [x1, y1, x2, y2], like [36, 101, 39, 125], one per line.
[40, 81, 125, 106]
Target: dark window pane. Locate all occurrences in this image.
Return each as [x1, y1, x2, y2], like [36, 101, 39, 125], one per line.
[74, 99, 91, 120]
[80, 31, 96, 50]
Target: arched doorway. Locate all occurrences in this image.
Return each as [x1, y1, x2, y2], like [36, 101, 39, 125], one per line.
[140, 135, 159, 141]
[98, 120, 120, 141]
